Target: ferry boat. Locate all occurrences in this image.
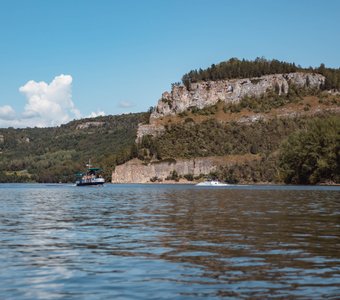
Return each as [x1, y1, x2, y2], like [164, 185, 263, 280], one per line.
[75, 161, 105, 186]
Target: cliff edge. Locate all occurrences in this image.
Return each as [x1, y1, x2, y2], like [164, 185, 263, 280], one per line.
[137, 72, 325, 141]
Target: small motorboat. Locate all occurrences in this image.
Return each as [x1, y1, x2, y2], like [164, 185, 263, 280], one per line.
[75, 160, 105, 186]
[195, 180, 229, 186]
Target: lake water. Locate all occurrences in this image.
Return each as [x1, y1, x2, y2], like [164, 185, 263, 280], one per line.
[0, 183, 339, 299]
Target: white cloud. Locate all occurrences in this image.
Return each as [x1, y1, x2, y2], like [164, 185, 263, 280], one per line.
[87, 110, 106, 118]
[0, 74, 85, 128]
[118, 100, 134, 108]
[18, 74, 81, 127]
[0, 105, 16, 120]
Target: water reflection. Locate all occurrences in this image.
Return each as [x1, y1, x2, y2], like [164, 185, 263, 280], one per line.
[125, 188, 340, 298]
[0, 184, 339, 299]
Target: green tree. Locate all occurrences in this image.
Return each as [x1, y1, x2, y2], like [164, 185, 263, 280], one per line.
[279, 117, 340, 184]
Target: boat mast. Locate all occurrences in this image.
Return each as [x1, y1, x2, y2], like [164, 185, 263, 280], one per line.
[86, 159, 92, 169]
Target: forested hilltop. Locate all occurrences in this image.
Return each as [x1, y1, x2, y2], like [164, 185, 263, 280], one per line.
[182, 57, 340, 90]
[0, 113, 149, 183]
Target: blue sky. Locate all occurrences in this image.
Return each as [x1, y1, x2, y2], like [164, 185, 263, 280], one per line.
[0, 0, 339, 127]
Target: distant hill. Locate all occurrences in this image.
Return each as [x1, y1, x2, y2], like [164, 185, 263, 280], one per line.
[0, 113, 149, 183]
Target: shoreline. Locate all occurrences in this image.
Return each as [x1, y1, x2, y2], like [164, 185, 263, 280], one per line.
[1, 180, 339, 186]
[110, 179, 340, 186]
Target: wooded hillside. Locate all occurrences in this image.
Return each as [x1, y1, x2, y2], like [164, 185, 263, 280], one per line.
[0, 113, 149, 183]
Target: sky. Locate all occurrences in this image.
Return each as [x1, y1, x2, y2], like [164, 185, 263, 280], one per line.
[0, 0, 339, 128]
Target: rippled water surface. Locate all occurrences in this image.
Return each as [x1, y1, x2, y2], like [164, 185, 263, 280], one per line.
[0, 183, 339, 299]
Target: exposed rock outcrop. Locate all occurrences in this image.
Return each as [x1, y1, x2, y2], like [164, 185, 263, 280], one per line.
[151, 72, 325, 119]
[136, 72, 325, 141]
[112, 156, 254, 183]
[76, 121, 105, 130]
[136, 124, 165, 142]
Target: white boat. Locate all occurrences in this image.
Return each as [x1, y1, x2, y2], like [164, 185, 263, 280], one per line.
[195, 180, 229, 186]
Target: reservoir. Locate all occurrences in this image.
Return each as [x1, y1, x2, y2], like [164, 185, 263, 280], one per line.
[0, 183, 339, 299]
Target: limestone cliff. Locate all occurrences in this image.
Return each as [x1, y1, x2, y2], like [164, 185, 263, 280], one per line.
[112, 157, 245, 183]
[137, 72, 325, 141]
[76, 121, 105, 130]
[152, 72, 324, 118]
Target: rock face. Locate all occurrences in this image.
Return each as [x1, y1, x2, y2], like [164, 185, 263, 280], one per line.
[112, 157, 231, 183]
[136, 72, 325, 142]
[136, 123, 165, 142]
[76, 121, 105, 130]
[151, 72, 325, 119]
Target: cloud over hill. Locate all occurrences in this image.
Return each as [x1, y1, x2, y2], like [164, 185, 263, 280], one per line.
[0, 74, 104, 128]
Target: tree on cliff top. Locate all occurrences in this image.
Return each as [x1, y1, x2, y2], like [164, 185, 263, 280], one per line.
[181, 57, 299, 88]
[181, 57, 340, 91]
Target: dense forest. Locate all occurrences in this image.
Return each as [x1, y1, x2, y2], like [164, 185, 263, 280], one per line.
[139, 117, 306, 160]
[181, 57, 340, 90]
[0, 113, 149, 183]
